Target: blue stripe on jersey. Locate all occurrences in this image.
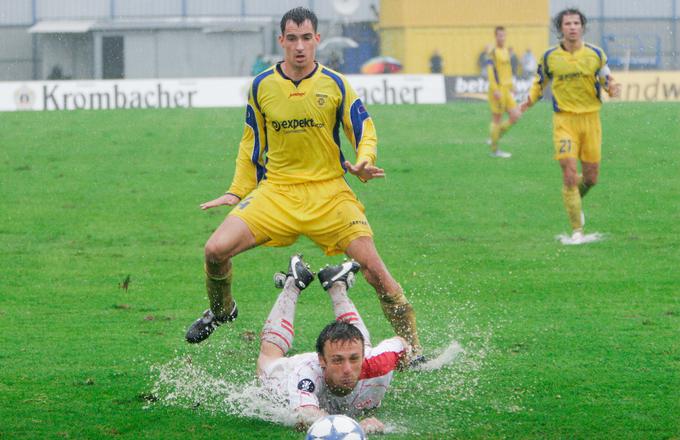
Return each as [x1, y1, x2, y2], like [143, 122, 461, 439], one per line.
[537, 64, 545, 84]
[251, 69, 274, 114]
[245, 104, 266, 182]
[349, 98, 369, 151]
[594, 72, 602, 100]
[485, 56, 500, 84]
[543, 46, 558, 79]
[321, 68, 347, 168]
[586, 44, 604, 101]
[585, 43, 603, 61]
[552, 96, 560, 112]
[263, 114, 270, 168]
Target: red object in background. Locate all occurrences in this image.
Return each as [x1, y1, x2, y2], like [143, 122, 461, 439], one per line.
[360, 56, 403, 74]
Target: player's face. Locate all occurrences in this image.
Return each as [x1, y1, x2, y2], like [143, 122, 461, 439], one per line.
[319, 339, 364, 396]
[561, 14, 583, 43]
[495, 30, 506, 47]
[278, 19, 320, 71]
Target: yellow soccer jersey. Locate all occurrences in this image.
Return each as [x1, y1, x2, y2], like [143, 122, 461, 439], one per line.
[487, 47, 514, 90]
[529, 43, 609, 113]
[227, 62, 377, 199]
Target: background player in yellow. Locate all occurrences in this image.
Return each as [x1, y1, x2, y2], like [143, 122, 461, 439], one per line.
[520, 8, 620, 244]
[487, 26, 522, 158]
[184, 7, 422, 361]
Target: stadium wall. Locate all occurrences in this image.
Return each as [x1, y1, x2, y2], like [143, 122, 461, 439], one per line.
[378, 0, 550, 75]
[0, 0, 379, 80]
[0, 74, 446, 112]
[3, 71, 678, 113]
[549, 0, 680, 70]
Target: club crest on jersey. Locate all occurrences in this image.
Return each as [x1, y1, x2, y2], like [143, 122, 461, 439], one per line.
[316, 93, 328, 107]
[297, 378, 315, 393]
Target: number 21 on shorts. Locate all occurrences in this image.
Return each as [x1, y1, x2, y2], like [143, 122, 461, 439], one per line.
[559, 139, 572, 153]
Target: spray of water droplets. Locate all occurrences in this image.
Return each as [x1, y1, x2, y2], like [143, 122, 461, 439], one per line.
[146, 281, 520, 435]
[148, 352, 298, 426]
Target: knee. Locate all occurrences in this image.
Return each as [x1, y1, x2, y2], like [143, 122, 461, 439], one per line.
[204, 239, 228, 266]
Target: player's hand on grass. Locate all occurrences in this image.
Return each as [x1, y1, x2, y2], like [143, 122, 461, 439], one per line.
[360, 417, 385, 434]
[200, 193, 240, 210]
[344, 160, 385, 182]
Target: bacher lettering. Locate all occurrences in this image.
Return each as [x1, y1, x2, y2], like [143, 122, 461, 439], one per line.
[42, 84, 198, 111]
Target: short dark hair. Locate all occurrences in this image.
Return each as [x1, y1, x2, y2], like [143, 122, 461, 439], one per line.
[316, 320, 364, 356]
[280, 7, 318, 34]
[553, 8, 587, 37]
[494, 26, 505, 34]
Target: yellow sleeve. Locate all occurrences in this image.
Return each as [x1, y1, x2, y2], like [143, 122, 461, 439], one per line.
[226, 87, 267, 199]
[487, 49, 499, 91]
[528, 51, 549, 104]
[342, 80, 377, 166]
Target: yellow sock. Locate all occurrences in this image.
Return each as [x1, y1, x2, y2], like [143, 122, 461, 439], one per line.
[490, 122, 501, 151]
[499, 120, 512, 136]
[562, 185, 583, 231]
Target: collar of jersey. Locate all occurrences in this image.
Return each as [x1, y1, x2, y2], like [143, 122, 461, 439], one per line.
[559, 42, 585, 55]
[275, 62, 319, 87]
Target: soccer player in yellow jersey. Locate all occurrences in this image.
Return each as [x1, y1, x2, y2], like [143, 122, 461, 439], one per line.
[520, 8, 620, 244]
[487, 26, 522, 158]
[185, 7, 422, 360]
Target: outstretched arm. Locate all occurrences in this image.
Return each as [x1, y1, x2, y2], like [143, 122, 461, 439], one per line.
[521, 51, 549, 112]
[343, 160, 385, 182]
[360, 416, 385, 434]
[200, 193, 241, 210]
[294, 406, 328, 431]
[599, 65, 621, 98]
[340, 81, 379, 183]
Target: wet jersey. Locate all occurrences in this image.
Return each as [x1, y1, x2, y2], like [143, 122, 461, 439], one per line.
[261, 337, 406, 418]
[487, 47, 514, 90]
[227, 62, 378, 199]
[529, 43, 610, 113]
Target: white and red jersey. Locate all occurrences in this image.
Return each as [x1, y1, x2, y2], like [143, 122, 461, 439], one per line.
[260, 337, 406, 418]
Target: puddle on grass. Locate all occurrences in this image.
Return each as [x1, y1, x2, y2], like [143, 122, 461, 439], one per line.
[148, 283, 516, 435]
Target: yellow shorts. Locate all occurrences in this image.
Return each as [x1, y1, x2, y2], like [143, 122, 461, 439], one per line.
[229, 177, 373, 256]
[488, 86, 517, 114]
[552, 111, 602, 162]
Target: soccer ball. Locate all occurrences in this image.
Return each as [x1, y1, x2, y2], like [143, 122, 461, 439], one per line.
[305, 415, 366, 440]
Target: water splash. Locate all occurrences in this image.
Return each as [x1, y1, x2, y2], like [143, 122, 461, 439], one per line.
[556, 231, 605, 245]
[147, 285, 509, 435]
[412, 340, 464, 371]
[149, 354, 298, 426]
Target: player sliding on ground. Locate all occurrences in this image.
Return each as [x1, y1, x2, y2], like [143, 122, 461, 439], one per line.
[520, 8, 621, 245]
[257, 255, 412, 434]
[184, 6, 422, 361]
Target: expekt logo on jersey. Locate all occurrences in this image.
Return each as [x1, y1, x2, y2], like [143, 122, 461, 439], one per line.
[271, 118, 324, 132]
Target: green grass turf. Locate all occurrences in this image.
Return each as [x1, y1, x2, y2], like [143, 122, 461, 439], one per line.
[1, 101, 679, 439]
